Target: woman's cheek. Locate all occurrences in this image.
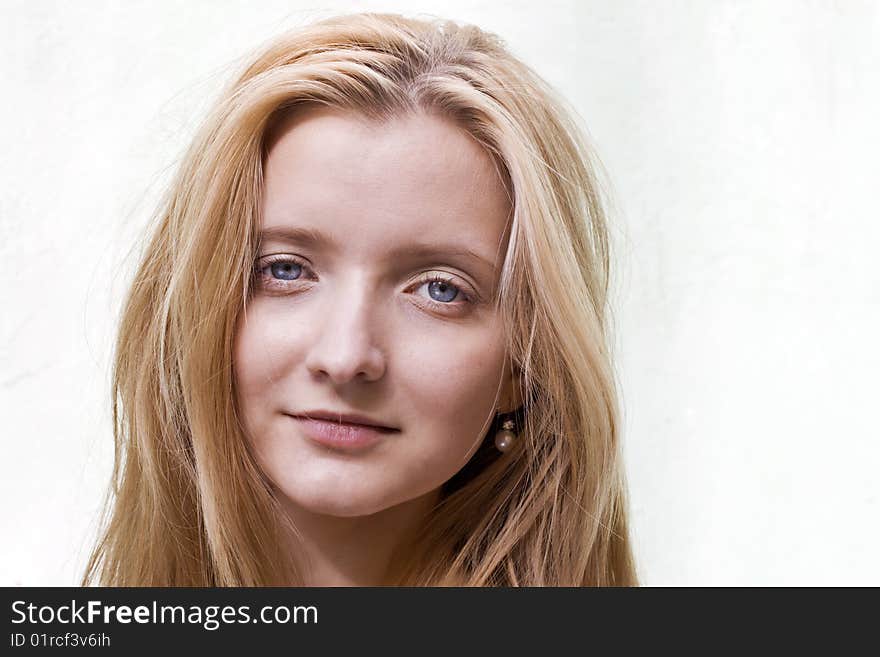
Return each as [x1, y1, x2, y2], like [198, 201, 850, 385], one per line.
[233, 307, 289, 425]
[235, 303, 306, 381]
[399, 324, 506, 422]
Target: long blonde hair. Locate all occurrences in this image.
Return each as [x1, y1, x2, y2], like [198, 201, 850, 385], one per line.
[83, 12, 638, 586]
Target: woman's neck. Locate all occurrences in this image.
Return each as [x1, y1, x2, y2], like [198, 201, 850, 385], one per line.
[279, 489, 439, 586]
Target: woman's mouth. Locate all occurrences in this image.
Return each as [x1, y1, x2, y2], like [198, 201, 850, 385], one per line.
[288, 415, 398, 452]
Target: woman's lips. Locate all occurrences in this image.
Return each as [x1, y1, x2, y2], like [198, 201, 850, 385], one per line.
[290, 415, 397, 452]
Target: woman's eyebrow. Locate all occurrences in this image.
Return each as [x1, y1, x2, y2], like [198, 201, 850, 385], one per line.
[258, 226, 498, 274]
[259, 226, 330, 249]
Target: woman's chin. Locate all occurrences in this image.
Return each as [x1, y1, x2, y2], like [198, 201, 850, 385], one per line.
[277, 488, 402, 519]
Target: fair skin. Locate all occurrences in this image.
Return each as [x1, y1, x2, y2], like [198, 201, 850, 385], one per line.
[233, 107, 519, 585]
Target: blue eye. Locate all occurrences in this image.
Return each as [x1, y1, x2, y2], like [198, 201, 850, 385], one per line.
[269, 261, 302, 281]
[253, 256, 311, 292]
[427, 279, 460, 302]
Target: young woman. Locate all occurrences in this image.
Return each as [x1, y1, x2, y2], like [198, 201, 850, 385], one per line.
[83, 12, 638, 586]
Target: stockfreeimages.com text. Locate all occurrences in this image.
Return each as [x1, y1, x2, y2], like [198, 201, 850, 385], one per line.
[11, 600, 317, 631]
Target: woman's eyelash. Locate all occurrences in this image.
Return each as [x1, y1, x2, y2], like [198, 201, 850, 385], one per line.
[253, 255, 314, 289]
[412, 272, 473, 305]
[252, 255, 476, 308]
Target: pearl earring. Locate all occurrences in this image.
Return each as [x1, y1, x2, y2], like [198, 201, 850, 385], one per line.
[494, 417, 518, 453]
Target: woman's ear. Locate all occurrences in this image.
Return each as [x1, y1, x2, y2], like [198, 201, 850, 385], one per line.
[497, 359, 524, 414]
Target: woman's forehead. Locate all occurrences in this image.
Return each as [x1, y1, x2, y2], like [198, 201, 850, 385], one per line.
[261, 107, 511, 264]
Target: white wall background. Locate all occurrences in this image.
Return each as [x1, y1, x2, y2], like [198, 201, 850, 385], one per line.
[2, 0, 877, 586]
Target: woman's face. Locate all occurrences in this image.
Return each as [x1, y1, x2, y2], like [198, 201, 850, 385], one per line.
[233, 107, 515, 518]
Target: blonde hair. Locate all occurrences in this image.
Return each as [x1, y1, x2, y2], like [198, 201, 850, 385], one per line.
[83, 12, 638, 586]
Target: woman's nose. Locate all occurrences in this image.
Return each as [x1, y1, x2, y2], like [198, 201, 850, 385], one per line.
[304, 276, 386, 385]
